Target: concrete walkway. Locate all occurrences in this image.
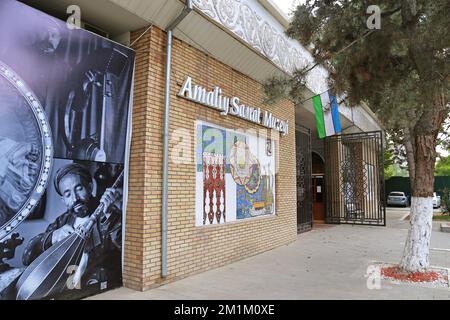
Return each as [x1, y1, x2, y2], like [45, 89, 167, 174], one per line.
[89, 209, 450, 300]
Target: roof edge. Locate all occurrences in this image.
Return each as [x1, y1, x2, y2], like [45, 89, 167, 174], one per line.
[257, 0, 291, 29]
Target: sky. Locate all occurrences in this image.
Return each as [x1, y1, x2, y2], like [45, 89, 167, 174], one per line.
[273, 0, 305, 16]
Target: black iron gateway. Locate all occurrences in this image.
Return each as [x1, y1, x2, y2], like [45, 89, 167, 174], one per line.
[324, 131, 386, 226]
[296, 126, 313, 233]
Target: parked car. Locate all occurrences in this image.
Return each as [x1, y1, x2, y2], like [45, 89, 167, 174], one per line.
[387, 191, 409, 207]
[433, 192, 441, 208]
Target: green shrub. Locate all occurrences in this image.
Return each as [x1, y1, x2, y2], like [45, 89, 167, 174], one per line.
[440, 188, 450, 214]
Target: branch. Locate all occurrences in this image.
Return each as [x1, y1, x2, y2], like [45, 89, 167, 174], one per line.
[381, 6, 402, 17]
[298, 29, 376, 77]
[403, 127, 416, 183]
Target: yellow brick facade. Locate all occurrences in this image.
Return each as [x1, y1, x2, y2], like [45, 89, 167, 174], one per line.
[124, 26, 297, 291]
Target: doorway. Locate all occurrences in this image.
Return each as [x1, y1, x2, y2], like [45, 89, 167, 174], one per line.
[296, 127, 313, 233]
[312, 153, 325, 222]
[324, 131, 386, 225]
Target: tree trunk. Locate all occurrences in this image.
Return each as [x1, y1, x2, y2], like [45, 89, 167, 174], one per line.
[403, 127, 415, 183]
[399, 196, 433, 272]
[399, 134, 436, 272]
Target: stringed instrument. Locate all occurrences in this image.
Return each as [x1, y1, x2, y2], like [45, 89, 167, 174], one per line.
[62, 48, 128, 162]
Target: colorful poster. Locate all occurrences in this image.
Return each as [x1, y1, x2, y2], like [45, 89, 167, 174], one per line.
[0, 0, 134, 300]
[196, 122, 276, 226]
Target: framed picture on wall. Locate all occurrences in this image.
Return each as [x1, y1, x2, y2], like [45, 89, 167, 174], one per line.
[195, 121, 277, 226]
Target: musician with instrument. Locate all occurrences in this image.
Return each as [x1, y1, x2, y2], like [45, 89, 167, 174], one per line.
[21, 163, 122, 297]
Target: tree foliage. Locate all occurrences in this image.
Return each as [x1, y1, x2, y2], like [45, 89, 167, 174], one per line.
[435, 155, 450, 176]
[384, 137, 410, 178]
[384, 145, 395, 179]
[440, 188, 450, 214]
[267, 0, 450, 196]
[284, 0, 449, 114]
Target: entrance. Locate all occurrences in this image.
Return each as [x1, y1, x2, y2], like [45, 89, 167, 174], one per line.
[312, 153, 325, 222]
[296, 126, 312, 233]
[324, 131, 386, 225]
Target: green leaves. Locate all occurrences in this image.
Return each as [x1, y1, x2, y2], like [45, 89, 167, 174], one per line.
[435, 156, 450, 176]
[264, 0, 449, 136]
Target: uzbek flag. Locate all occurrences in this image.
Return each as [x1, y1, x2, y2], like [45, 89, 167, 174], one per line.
[312, 91, 342, 139]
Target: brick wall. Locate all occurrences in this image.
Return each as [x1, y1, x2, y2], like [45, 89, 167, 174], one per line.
[124, 26, 297, 291]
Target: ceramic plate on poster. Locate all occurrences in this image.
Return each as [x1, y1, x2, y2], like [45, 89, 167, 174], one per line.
[0, 62, 53, 240]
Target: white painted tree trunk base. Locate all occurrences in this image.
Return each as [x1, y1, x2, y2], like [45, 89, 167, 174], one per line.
[399, 197, 433, 272]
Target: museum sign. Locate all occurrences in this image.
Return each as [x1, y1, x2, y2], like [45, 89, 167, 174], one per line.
[177, 76, 289, 135]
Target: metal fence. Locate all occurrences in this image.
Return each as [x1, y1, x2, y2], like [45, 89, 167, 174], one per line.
[296, 126, 313, 233]
[385, 176, 450, 198]
[324, 131, 386, 226]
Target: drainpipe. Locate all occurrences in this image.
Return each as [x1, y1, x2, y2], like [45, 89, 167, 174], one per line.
[162, 0, 193, 278]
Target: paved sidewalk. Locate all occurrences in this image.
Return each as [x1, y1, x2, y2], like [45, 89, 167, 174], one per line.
[89, 209, 450, 300]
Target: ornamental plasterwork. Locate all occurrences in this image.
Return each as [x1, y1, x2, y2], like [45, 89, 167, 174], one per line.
[192, 0, 329, 94]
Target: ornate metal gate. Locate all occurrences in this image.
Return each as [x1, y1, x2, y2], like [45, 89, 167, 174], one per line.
[296, 126, 313, 233]
[324, 131, 386, 225]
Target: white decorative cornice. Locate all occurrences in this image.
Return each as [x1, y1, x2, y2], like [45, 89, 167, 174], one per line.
[192, 0, 329, 94]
